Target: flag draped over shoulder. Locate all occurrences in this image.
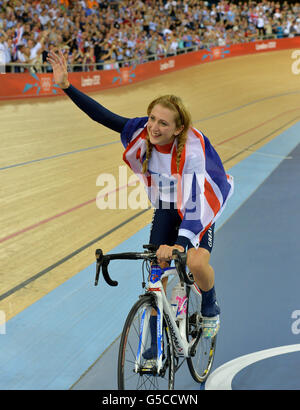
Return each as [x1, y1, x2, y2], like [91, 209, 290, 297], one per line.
[121, 117, 234, 247]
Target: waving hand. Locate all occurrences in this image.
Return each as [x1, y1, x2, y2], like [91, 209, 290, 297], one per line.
[47, 49, 70, 89]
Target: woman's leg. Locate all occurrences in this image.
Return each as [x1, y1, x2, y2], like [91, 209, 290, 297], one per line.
[186, 226, 220, 337]
[149, 206, 181, 295]
[187, 247, 214, 291]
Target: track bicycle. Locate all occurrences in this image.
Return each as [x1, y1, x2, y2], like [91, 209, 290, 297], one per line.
[94, 244, 217, 390]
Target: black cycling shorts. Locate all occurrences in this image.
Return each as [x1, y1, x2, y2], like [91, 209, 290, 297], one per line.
[149, 208, 215, 253]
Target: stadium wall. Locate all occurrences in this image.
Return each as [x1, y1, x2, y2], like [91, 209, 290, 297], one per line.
[1, 37, 299, 100]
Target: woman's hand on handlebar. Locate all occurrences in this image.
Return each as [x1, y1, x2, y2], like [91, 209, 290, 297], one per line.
[156, 244, 184, 264]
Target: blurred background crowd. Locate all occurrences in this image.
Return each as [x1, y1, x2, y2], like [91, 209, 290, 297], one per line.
[0, 0, 300, 73]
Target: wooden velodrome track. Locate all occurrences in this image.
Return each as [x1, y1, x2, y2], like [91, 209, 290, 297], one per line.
[1, 49, 300, 322]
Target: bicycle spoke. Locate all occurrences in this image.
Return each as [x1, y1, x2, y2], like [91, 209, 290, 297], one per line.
[186, 285, 217, 382]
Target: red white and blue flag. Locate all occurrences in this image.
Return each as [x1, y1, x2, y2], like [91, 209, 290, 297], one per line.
[121, 117, 234, 247]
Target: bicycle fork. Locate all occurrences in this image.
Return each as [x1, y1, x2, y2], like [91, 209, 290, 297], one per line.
[137, 307, 190, 374]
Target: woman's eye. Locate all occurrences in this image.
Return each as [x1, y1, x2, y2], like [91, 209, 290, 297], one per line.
[149, 116, 168, 126]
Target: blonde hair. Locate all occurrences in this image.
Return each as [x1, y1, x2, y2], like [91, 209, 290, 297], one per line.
[142, 95, 192, 174]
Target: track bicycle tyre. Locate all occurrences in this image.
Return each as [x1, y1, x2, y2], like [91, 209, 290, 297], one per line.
[118, 294, 175, 390]
[186, 286, 217, 383]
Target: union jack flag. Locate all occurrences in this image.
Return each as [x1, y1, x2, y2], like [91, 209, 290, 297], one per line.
[121, 117, 234, 247]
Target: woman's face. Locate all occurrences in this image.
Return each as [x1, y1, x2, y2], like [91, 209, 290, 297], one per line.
[147, 104, 183, 146]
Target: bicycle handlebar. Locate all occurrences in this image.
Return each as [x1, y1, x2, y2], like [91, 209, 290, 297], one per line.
[94, 245, 194, 287]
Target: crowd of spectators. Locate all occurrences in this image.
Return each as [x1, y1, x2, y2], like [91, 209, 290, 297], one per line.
[1, 0, 300, 73]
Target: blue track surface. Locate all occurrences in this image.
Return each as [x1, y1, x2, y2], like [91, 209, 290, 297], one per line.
[206, 140, 300, 390]
[0, 122, 299, 390]
[232, 350, 300, 390]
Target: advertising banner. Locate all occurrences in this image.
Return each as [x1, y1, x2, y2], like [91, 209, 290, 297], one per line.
[1, 37, 299, 100]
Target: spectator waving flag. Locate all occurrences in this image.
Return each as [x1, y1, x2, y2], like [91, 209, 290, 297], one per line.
[77, 30, 83, 52]
[13, 25, 24, 60]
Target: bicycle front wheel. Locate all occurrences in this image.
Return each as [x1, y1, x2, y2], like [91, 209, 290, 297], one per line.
[186, 285, 217, 383]
[118, 294, 175, 390]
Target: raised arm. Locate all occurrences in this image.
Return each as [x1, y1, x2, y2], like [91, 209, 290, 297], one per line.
[46, 49, 129, 133]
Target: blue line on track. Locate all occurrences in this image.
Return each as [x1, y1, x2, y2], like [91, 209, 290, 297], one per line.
[0, 140, 119, 171]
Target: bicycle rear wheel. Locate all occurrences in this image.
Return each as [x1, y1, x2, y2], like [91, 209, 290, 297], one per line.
[186, 285, 217, 383]
[118, 294, 175, 390]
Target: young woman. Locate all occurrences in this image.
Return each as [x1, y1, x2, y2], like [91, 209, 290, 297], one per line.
[47, 50, 234, 356]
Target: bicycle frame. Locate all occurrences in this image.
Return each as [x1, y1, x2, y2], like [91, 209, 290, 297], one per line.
[136, 265, 197, 375]
[94, 246, 202, 379]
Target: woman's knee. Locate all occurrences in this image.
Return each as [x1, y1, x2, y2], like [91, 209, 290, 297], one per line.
[187, 247, 211, 275]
